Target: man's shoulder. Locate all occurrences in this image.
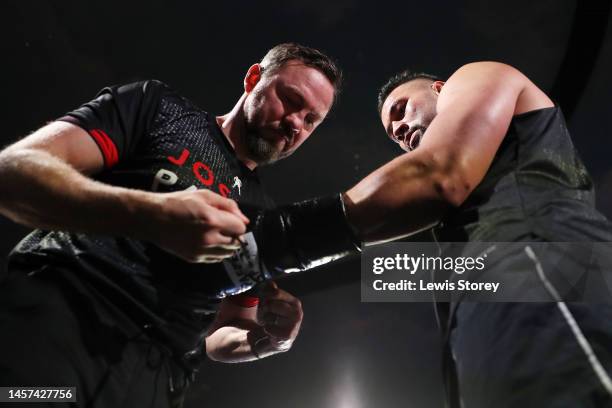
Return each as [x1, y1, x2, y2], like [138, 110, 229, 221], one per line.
[453, 62, 553, 114]
[452, 61, 525, 82]
[143, 78, 172, 93]
[110, 79, 172, 95]
[112, 80, 212, 115]
[442, 61, 545, 111]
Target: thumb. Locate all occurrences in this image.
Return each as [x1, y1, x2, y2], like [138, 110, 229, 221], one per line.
[259, 280, 279, 298]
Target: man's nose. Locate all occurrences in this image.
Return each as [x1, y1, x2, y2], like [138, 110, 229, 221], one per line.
[284, 114, 303, 137]
[392, 121, 409, 143]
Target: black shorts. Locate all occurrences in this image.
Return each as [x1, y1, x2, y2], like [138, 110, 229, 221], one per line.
[444, 242, 612, 408]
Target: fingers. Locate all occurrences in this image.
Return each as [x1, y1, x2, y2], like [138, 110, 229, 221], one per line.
[197, 190, 249, 224]
[160, 247, 232, 264]
[153, 190, 250, 262]
[198, 255, 229, 263]
[218, 238, 242, 250]
[203, 233, 242, 250]
[195, 246, 239, 258]
[259, 281, 279, 297]
[188, 208, 245, 261]
[261, 299, 299, 319]
[176, 235, 242, 263]
[205, 206, 248, 237]
[258, 283, 302, 327]
[258, 296, 303, 339]
[260, 313, 293, 328]
[257, 283, 303, 340]
[260, 284, 300, 305]
[261, 314, 299, 339]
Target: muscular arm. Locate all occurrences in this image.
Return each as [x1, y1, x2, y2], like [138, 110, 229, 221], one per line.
[219, 64, 553, 277]
[0, 121, 154, 234]
[344, 62, 552, 243]
[0, 121, 248, 262]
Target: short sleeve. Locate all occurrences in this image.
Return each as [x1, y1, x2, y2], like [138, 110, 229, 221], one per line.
[57, 80, 166, 168]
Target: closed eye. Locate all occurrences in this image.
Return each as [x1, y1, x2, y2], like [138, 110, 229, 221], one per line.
[390, 99, 407, 120]
[281, 87, 305, 111]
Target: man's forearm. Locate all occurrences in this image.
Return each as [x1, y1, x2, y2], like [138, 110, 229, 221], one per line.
[0, 148, 157, 238]
[344, 148, 458, 244]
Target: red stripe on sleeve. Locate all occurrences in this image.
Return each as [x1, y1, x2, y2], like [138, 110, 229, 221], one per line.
[89, 129, 119, 168]
[228, 294, 260, 308]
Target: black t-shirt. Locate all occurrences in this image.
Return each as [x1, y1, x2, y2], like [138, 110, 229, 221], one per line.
[7, 80, 272, 351]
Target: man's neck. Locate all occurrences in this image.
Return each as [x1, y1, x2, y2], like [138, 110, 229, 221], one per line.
[216, 93, 258, 170]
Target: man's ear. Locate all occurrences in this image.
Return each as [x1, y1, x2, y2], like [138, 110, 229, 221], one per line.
[431, 80, 445, 95]
[244, 63, 262, 93]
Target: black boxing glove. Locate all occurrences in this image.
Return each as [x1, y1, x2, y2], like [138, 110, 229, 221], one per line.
[223, 194, 361, 285]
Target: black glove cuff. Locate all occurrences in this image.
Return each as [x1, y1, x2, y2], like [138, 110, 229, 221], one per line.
[257, 193, 362, 277]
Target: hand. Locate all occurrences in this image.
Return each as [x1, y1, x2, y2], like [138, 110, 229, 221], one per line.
[145, 189, 249, 263]
[256, 281, 303, 351]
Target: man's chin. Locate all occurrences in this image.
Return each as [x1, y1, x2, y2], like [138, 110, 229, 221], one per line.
[244, 135, 283, 165]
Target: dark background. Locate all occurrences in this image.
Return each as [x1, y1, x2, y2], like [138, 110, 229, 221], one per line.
[2, 1, 612, 407]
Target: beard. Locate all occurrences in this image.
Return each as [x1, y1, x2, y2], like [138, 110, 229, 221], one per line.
[242, 120, 288, 166]
[242, 88, 292, 166]
[244, 130, 281, 165]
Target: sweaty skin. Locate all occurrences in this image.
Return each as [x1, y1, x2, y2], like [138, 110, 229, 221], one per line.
[343, 62, 553, 243]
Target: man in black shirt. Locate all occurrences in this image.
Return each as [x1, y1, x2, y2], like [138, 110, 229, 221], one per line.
[0, 43, 341, 407]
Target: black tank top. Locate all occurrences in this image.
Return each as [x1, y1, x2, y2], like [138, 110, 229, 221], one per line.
[432, 106, 612, 408]
[433, 106, 612, 242]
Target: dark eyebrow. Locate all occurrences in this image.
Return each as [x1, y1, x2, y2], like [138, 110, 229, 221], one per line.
[384, 98, 408, 137]
[286, 85, 305, 101]
[286, 85, 324, 121]
[384, 103, 400, 138]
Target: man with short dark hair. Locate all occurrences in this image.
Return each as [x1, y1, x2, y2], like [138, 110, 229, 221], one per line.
[0, 43, 340, 407]
[342, 62, 612, 407]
